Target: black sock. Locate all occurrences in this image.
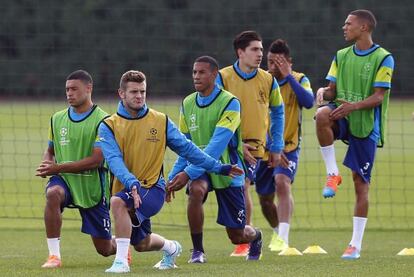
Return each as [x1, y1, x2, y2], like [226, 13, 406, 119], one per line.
[191, 232, 204, 253]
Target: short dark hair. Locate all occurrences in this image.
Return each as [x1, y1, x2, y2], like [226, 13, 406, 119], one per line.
[268, 39, 290, 56]
[233, 31, 262, 58]
[350, 9, 377, 31]
[66, 70, 93, 84]
[120, 70, 146, 90]
[194, 55, 219, 71]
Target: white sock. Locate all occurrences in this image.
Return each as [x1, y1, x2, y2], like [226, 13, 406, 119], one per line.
[115, 238, 130, 264]
[278, 223, 290, 245]
[161, 239, 177, 255]
[47, 238, 61, 259]
[273, 227, 279, 234]
[320, 145, 339, 175]
[349, 217, 367, 251]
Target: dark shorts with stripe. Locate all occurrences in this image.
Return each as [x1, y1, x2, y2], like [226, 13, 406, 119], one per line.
[186, 173, 246, 229]
[255, 148, 300, 195]
[115, 185, 165, 245]
[326, 103, 377, 183]
[46, 175, 111, 239]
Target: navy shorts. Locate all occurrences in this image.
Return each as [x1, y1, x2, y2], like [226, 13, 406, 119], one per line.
[255, 149, 300, 196]
[326, 103, 377, 183]
[46, 175, 111, 239]
[187, 173, 246, 229]
[115, 185, 165, 245]
[244, 159, 260, 183]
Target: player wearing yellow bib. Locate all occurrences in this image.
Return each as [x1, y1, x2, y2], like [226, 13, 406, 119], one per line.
[99, 70, 242, 273]
[36, 70, 115, 268]
[255, 39, 314, 251]
[217, 31, 285, 256]
[315, 10, 394, 259]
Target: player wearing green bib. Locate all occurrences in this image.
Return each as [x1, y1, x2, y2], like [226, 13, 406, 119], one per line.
[315, 10, 394, 259]
[168, 56, 263, 263]
[36, 70, 115, 268]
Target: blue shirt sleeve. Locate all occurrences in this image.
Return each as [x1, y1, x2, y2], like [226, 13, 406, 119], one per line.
[286, 74, 314, 109]
[184, 127, 234, 180]
[269, 105, 285, 153]
[98, 122, 139, 190]
[166, 118, 224, 174]
[168, 133, 191, 181]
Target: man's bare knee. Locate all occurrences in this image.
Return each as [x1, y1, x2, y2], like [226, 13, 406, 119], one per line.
[96, 247, 112, 257]
[275, 177, 291, 197]
[46, 186, 65, 204]
[315, 107, 331, 125]
[188, 185, 207, 202]
[110, 196, 125, 209]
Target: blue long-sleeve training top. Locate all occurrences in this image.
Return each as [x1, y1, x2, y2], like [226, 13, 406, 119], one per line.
[98, 101, 228, 190]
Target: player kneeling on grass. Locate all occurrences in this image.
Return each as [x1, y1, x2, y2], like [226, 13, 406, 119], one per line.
[37, 70, 115, 268]
[167, 56, 263, 264]
[99, 70, 243, 273]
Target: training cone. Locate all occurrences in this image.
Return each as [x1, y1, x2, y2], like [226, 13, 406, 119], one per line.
[278, 247, 303, 256]
[302, 245, 328, 254]
[397, 248, 414, 256]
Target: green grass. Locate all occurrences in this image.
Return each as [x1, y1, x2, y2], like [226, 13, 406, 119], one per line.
[0, 99, 414, 275]
[0, 220, 413, 276]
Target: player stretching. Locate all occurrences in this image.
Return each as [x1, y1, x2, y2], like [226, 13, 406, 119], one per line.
[315, 9, 394, 259]
[255, 39, 314, 251]
[99, 70, 242, 273]
[37, 70, 115, 268]
[168, 56, 263, 263]
[217, 30, 285, 256]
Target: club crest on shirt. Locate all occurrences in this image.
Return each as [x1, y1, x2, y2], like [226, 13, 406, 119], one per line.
[146, 128, 160, 142]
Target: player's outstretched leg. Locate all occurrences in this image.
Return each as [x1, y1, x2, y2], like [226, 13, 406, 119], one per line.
[153, 239, 182, 270]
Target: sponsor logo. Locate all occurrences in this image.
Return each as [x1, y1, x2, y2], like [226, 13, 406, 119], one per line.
[237, 209, 245, 224]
